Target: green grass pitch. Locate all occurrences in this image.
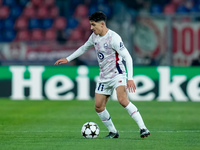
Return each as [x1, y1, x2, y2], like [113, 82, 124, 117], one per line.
[0, 99, 200, 150]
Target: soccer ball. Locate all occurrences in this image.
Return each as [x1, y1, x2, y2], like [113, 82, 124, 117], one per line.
[81, 122, 100, 139]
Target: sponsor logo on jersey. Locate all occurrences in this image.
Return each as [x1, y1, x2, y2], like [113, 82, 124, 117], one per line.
[97, 52, 104, 60]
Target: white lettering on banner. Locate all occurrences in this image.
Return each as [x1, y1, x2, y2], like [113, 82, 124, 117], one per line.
[76, 66, 91, 100]
[128, 75, 155, 101]
[187, 76, 200, 101]
[8, 66, 200, 101]
[157, 67, 188, 101]
[45, 75, 74, 100]
[10, 66, 44, 100]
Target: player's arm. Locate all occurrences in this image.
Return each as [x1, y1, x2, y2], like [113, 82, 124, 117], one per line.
[54, 58, 68, 65]
[112, 35, 136, 93]
[118, 47, 136, 93]
[54, 35, 94, 65]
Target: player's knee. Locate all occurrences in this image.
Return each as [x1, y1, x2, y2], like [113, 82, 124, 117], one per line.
[95, 105, 104, 113]
[118, 96, 129, 107]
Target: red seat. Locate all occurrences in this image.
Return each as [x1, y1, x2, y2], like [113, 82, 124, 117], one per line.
[172, 0, 183, 6]
[54, 17, 67, 30]
[22, 6, 36, 18]
[31, 0, 43, 6]
[68, 28, 82, 41]
[163, 4, 176, 14]
[15, 30, 30, 41]
[49, 6, 59, 18]
[14, 17, 28, 30]
[74, 4, 88, 19]
[44, 29, 56, 41]
[79, 17, 90, 30]
[31, 29, 44, 41]
[37, 6, 48, 19]
[44, 0, 55, 6]
[0, 6, 10, 19]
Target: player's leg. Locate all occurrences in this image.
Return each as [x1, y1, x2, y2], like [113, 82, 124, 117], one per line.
[116, 85, 150, 138]
[95, 93, 119, 138]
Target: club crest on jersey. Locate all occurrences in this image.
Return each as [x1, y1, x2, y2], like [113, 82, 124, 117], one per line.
[97, 52, 104, 60]
[104, 43, 108, 49]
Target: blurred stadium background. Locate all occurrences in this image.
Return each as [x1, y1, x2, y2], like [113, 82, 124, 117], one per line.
[0, 0, 199, 66]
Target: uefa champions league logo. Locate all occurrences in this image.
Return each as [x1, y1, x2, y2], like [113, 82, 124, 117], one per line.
[97, 52, 104, 60]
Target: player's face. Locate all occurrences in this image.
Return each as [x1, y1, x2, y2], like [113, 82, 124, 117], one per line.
[90, 21, 104, 36]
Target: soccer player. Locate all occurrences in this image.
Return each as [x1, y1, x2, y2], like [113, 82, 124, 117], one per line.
[54, 11, 150, 139]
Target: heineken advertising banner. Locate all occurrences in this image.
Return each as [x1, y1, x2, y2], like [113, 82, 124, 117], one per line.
[0, 66, 199, 101]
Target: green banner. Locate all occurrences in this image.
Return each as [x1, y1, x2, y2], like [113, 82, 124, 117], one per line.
[0, 66, 199, 101]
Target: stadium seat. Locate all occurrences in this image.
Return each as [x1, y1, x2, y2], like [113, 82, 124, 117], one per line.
[37, 6, 48, 19]
[3, 0, 16, 7]
[191, 5, 200, 13]
[19, 0, 29, 7]
[74, 4, 89, 19]
[15, 29, 30, 41]
[31, 0, 43, 6]
[89, 5, 98, 15]
[79, 17, 90, 30]
[171, 0, 183, 6]
[0, 32, 4, 42]
[41, 18, 53, 29]
[44, 0, 55, 6]
[98, 4, 112, 18]
[68, 28, 82, 41]
[163, 4, 176, 14]
[44, 29, 56, 41]
[0, 6, 10, 19]
[0, 20, 3, 30]
[10, 5, 23, 19]
[53, 17, 67, 30]
[4, 29, 16, 42]
[22, 6, 36, 18]
[49, 6, 59, 18]
[151, 4, 162, 14]
[82, 30, 91, 41]
[69, 0, 83, 11]
[14, 17, 28, 30]
[31, 29, 44, 41]
[29, 18, 41, 29]
[67, 17, 79, 29]
[4, 18, 15, 30]
[176, 5, 189, 14]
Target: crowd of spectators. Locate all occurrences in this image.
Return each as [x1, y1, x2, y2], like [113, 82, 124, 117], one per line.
[0, 0, 199, 66]
[0, 0, 199, 43]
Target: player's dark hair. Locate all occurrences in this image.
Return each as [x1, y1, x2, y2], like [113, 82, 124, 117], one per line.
[89, 11, 107, 22]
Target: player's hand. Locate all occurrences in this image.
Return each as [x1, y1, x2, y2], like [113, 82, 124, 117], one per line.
[54, 58, 68, 65]
[127, 80, 136, 93]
